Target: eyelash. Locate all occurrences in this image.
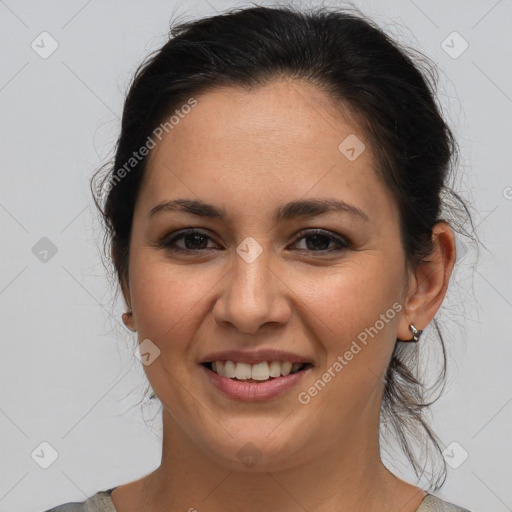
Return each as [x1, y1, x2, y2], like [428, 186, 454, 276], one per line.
[159, 228, 350, 254]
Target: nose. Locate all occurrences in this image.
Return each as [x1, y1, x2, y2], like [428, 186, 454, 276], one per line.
[212, 244, 291, 335]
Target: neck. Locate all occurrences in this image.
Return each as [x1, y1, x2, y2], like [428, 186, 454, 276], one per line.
[137, 408, 425, 512]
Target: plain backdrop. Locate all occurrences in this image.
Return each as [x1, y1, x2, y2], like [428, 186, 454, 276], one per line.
[1, 1, 511, 511]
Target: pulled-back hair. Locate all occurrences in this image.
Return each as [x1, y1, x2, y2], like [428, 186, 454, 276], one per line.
[91, 4, 475, 490]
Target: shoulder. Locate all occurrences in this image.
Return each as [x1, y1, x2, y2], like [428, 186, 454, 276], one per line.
[40, 489, 117, 512]
[416, 494, 472, 512]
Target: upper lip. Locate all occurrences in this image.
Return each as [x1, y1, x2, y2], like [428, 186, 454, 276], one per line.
[199, 349, 313, 365]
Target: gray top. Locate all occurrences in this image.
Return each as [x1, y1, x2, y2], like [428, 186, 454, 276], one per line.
[41, 488, 471, 512]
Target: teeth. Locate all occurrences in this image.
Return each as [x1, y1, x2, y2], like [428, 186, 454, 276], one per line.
[235, 362, 253, 380]
[210, 361, 306, 380]
[269, 361, 281, 377]
[224, 360, 236, 378]
[281, 361, 292, 375]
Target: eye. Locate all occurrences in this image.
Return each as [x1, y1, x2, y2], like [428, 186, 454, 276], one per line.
[290, 229, 349, 253]
[159, 228, 349, 254]
[160, 229, 217, 252]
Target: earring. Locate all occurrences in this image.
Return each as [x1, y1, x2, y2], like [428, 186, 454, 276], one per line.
[398, 323, 423, 342]
[122, 309, 136, 331]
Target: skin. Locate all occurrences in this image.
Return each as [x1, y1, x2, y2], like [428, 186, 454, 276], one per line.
[113, 78, 456, 512]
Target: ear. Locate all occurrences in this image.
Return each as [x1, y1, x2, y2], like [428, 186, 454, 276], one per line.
[120, 280, 137, 332]
[397, 222, 456, 340]
[112, 246, 136, 331]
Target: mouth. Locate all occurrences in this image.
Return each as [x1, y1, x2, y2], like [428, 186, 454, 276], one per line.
[200, 359, 313, 401]
[201, 360, 313, 383]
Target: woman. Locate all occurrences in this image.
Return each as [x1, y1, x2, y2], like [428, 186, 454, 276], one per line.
[44, 4, 474, 512]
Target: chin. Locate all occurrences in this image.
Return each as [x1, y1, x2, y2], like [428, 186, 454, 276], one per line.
[196, 424, 314, 472]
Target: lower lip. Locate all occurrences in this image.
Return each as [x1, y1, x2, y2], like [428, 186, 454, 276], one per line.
[200, 364, 312, 402]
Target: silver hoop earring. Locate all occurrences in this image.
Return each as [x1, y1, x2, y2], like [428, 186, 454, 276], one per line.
[398, 323, 422, 342]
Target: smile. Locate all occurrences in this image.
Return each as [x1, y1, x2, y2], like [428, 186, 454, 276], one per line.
[205, 360, 310, 381]
[200, 361, 313, 401]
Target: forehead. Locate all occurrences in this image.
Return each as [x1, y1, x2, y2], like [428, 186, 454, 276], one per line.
[147, 78, 365, 163]
[137, 78, 395, 224]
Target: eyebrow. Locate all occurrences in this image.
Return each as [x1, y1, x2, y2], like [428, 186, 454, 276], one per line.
[148, 197, 369, 223]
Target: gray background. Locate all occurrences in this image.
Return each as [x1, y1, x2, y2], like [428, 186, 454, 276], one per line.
[1, 1, 511, 511]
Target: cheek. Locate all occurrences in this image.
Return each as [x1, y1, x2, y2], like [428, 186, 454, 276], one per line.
[297, 259, 403, 404]
[301, 258, 403, 341]
[128, 252, 214, 346]
[127, 254, 218, 407]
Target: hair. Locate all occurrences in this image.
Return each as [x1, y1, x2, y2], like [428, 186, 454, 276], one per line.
[91, 3, 476, 491]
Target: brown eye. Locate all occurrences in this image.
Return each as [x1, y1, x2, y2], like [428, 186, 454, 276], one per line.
[291, 229, 349, 253]
[160, 229, 217, 252]
[158, 228, 349, 255]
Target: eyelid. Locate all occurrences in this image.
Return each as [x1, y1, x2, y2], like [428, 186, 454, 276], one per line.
[159, 228, 215, 249]
[159, 227, 350, 253]
[293, 228, 350, 246]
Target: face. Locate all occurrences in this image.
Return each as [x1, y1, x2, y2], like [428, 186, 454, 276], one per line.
[123, 78, 411, 471]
